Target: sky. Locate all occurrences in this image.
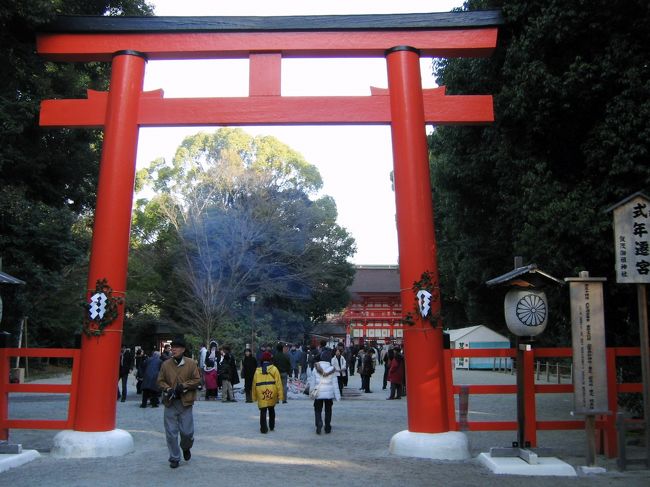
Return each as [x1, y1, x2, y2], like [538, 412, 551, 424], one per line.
[136, 1, 464, 265]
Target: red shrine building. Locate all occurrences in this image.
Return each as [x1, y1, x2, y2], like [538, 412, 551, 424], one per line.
[341, 265, 404, 346]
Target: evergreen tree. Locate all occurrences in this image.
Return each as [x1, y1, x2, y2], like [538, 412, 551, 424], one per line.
[0, 1, 153, 346]
[430, 0, 650, 345]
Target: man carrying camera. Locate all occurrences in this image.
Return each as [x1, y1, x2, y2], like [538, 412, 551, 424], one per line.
[157, 336, 201, 469]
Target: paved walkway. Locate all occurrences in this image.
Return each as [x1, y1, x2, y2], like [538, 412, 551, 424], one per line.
[1, 369, 649, 486]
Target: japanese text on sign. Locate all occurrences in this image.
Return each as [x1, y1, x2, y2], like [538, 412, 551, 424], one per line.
[568, 280, 608, 414]
[612, 195, 650, 284]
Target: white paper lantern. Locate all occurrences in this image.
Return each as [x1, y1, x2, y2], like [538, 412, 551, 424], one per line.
[504, 288, 548, 337]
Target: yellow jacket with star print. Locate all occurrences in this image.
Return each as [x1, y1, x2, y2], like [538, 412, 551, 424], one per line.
[251, 363, 284, 408]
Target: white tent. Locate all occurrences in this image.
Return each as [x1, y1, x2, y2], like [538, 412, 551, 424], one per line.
[447, 325, 511, 370]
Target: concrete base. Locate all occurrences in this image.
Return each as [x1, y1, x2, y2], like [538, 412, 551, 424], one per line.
[478, 452, 577, 476]
[577, 466, 607, 475]
[51, 429, 134, 458]
[390, 430, 471, 460]
[0, 450, 40, 473]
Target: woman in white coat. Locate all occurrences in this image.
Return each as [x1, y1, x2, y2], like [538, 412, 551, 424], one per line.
[309, 350, 340, 434]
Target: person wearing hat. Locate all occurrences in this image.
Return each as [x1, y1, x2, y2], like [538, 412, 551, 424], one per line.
[252, 351, 284, 433]
[157, 336, 201, 469]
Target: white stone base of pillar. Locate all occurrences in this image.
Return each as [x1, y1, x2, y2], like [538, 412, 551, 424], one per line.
[51, 429, 134, 458]
[389, 430, 471, 460]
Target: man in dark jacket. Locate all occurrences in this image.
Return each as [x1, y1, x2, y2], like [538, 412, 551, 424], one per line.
[218, 346, 238, 402]
[361, 348, 375, 393]
[141, 351, 163, 408]
[273, 343, 292, 403]
[241, 348, 258, 403]
[118, 345, 133, 402]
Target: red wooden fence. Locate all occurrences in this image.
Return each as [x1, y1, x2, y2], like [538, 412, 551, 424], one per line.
[0, 348, 81, 440]
[445, 347, 644, 457]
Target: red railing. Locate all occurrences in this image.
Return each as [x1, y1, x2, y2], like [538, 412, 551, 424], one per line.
[0, 348, 81, 440]
[444, 347, 644, 457]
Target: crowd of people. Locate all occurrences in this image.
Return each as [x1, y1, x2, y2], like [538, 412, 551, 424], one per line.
[118, 338, 406, 469]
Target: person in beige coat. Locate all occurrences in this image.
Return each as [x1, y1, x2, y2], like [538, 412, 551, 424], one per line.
[157, 336, 201, 468]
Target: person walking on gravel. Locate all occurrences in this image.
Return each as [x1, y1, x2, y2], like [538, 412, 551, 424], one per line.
[252, 351, 284, 434]
[157, 336, 200, 469]
[309, 354, 340, 434]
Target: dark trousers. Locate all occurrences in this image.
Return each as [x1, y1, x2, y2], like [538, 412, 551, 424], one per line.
[141, 388, 160, 407]
[382, 364, 389, 389]
[244, 378, 253, 402]
[260, 406, 275, 432]
[389, 382, 402, 399]
[118, 374, 128, 400]
[361, 374, 371, 392]
[314, 399, 333, 429]
[336, 376, 345, 396]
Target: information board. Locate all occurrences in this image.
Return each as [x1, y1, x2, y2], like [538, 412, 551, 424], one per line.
[567, 276, 609, 414]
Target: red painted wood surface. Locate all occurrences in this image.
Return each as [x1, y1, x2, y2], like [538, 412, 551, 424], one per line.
[448, 347, 645, 457]
[249, 53, 282, 96]
[0, 348, 80, 435]
[387, 47, 449, 434]
[40, 87, 494, 127]
[74, 52, 146, 432]
[37, 29, 498, 62]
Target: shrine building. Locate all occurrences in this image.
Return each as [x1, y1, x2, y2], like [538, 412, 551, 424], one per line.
[341, 265, 403, 346]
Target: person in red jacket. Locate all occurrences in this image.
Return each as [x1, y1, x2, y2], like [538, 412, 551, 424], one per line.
[387, 347, 405, 400]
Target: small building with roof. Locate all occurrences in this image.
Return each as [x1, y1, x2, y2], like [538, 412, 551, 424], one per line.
[447, 324, 511, 370]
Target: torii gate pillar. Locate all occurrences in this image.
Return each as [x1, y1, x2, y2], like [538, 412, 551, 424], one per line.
[386, 46, 469, 459]
[52, 51, 146, 457]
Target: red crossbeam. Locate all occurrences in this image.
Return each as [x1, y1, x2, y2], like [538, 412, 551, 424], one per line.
[39, 87, 494, 127]
[37, 29, 498, 62]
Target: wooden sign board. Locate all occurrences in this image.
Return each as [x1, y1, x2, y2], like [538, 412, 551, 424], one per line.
[566, 276, 609, 414]
[609, 193, 650, 284]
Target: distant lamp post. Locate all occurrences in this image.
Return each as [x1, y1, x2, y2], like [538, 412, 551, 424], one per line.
[248, 294, 256, 352]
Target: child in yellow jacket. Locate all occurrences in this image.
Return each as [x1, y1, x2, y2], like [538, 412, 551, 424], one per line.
[252, 351, 284, 433]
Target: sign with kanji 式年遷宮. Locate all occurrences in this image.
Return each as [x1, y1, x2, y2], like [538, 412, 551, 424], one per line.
[609, 193, 650, 284]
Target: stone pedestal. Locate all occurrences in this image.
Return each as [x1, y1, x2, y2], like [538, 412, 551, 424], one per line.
[51, 429, 134, 458]
[389, 430, 471, 460]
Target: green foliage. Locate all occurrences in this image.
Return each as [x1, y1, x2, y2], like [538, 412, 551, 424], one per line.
[130, 128, 355, 346]
[0, 1, 153, 345]
[430, 0, 650, 345]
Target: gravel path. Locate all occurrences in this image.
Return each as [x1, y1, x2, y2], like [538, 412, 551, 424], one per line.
[2, 369, 648, 486]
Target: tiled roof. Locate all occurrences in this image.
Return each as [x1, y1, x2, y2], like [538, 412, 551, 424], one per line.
[349, 265, 400, 294]
[311, 323, 347, 336]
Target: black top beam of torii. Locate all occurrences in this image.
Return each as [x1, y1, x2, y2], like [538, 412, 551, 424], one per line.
[39, 10, 504, 34]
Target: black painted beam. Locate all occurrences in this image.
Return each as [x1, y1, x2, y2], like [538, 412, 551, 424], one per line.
[39, 10, 503, 34]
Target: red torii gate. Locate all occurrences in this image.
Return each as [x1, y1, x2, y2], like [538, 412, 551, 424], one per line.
[37, 11, 501, 458]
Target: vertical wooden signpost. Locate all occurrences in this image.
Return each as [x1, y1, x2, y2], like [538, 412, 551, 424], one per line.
[565, 271, 608, 468]
[606, 192, 650, 468]
[35, 11, 501, 457]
